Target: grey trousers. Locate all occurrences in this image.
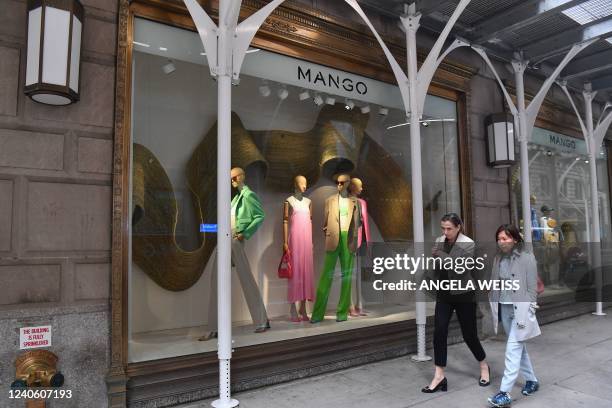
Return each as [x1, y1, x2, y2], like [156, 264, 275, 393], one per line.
[207, 239, 268, 331]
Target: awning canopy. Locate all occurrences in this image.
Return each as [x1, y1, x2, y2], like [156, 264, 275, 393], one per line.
[358, 0, 612, 101]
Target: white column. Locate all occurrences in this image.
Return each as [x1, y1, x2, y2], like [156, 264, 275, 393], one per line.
[404, 8, 430, 362]
[513, 59, 533, 247]
[213, 3, 239, 406]
[584, 88, 606, 316]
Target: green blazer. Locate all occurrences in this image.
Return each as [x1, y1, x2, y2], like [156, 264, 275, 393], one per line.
[232, 185, 265, 240]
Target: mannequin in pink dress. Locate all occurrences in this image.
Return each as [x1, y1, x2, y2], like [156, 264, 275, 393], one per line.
[283, 175, 314, 322]
[349, 178, 371, 317]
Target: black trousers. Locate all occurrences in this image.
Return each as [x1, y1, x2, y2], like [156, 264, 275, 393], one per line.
[433, 293, 486, 367]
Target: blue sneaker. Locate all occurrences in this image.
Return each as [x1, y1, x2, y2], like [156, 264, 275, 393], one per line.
[488, 391, 512, 407]
[522, 381, 539, 395]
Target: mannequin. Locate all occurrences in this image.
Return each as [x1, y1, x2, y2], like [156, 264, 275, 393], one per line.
[199, 167, 269, 341]
[349, 178, 371, 317]
[530, 195, 542, 242]
[311, 173, 361, 323]
[540, 205, 562, 287]
[283, 175, 314, 322]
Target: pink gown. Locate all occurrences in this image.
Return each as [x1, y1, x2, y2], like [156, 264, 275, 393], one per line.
[286, 196, 314, 302]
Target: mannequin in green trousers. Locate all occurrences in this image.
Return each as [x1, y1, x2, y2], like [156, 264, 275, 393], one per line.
[311, 173, 361, 323]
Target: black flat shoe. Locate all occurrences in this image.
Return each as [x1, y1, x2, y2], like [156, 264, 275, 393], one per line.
[479, 366, 491, 387]
[421, 377, 447, 393]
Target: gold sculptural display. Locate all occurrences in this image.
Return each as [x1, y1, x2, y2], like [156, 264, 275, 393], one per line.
[132, 105, 414, 291]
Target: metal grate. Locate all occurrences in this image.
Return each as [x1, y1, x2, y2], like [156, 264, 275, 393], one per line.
[562, 0, 612, 25]
[500, 13, 579, 49]
[465, 0, 525, 24]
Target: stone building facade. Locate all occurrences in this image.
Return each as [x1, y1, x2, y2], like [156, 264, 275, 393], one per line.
[0, 1, 608, 407]
[0, 0, 117, 406]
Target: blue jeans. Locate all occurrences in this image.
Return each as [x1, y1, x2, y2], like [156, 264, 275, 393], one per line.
[499, 303, 538, 392]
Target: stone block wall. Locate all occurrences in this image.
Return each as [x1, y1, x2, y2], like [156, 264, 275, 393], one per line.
[0, 0, 118, 407]
[468, 74, 512, 242]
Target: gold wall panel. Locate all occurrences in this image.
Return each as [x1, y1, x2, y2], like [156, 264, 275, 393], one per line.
[133, 106, 414, 290]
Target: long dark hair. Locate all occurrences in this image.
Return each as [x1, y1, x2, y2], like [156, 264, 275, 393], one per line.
[495, 224, 524, 251]
[440, 212, 464, 232]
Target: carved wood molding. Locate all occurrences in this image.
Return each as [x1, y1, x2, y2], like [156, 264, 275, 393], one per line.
[107, 0, 131, 407]
[129, 0, 477, 92]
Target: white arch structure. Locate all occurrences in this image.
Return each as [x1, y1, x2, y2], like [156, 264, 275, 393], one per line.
[181, 1, 601, 405]
[472, 41, 597, 244]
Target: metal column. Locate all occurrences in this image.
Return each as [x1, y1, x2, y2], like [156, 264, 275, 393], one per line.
[474, 41, 596, 249]
[558, 82, 612, 316]
[513, 60, 533, 245]
[214, 5, 236, 406]
[183, 1, 289, 405]
[405, 8, 430, 362]
[584, 88, 605, 316]
[345, 0, 472, 361]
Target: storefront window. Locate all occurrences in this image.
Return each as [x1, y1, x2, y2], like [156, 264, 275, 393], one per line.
[512, 127, 612, 297]
[128, 18, 462, 363]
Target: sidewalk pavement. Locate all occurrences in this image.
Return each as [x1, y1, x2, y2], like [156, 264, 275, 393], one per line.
[180, 309, 612, 407]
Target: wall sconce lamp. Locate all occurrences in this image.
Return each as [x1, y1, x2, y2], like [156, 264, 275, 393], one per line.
[485, 113, 516, 168]
[25, 0, 84, 105]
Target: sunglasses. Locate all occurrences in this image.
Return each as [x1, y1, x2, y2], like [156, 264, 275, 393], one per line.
[336, 180, 349, 185]
[231, 175, 241, 182]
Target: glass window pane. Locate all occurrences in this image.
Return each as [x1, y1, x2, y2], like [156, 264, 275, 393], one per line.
[129, 18, 463, 362]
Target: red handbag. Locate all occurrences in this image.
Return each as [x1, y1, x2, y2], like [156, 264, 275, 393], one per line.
[278, 250, 292, 279]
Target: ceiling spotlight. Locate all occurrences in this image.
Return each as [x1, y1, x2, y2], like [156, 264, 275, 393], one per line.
[345, 99, 355, 110]
[299, 90, 310, 101]
[421, 121, 429, 127]
[325, 96, 336, 105]
[585, 160, 589, 164]
[162, 60, 176, 75]
[546, 150, 553, 157]
[379, 107, 389, 116]
[360, 105, 371, 114]
[259, 85, 271, 97]
[277, 88, 289, 100]
[313, 94, 324, 106]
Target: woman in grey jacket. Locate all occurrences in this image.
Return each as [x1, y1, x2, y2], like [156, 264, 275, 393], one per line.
[488, 224, 540, 408]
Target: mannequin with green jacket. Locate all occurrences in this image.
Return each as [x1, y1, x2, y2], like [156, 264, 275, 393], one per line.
[199, 167, 269, 341]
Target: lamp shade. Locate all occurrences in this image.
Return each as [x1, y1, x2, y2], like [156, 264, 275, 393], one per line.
[485, 113, 516, 168]
[25, 0, 84, 105]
